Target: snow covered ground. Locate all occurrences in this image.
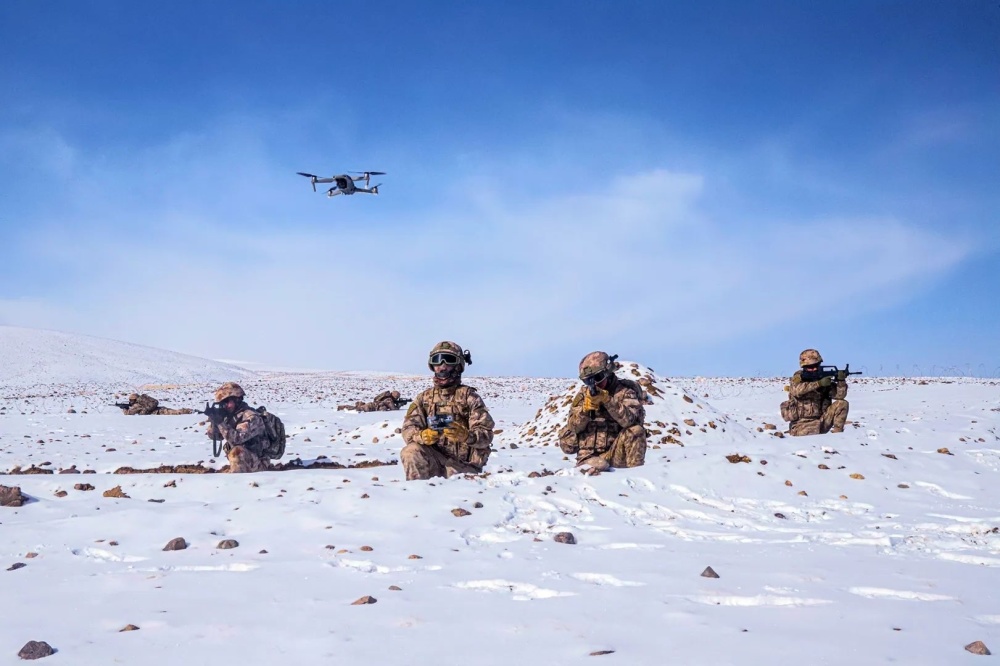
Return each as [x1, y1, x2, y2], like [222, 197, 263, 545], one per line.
[1, 333, 999, 664]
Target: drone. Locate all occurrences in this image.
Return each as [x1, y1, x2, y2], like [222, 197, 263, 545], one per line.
[296, 171, 386, 197]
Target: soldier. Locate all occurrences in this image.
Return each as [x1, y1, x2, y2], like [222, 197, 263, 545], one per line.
[338, 390, 406, 412]
[558, 351, 647, 473]
[120, 393, 193, 416]
[400, 341, 495, 480]
[783, 348, 850, 436]
[206, 382, 270, 473]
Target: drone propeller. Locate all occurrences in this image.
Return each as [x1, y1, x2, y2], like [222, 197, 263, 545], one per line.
[297, 172, 319, 192]
[349, 170, 387, 187]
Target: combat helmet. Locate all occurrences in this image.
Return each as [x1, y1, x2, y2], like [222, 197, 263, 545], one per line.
[214, 382, 246, 403]
[128, 393, 139, 402]
[427, 341, 472, 372]
[390, 390, 400, 400]
[799, 349, 823, 367]
[578, 351, 618, 385]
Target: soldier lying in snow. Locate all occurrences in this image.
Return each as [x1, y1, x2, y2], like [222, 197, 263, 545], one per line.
[116, 393, 193, 416]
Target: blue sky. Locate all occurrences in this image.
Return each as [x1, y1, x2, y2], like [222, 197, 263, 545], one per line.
[1, 1, 997, 377]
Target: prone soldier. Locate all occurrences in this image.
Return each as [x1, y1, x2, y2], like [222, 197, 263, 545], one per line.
[338, 390, 409, 412]
[116, 393, 193, 416]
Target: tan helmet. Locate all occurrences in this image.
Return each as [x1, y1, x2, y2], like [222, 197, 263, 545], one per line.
[799, 349, 823, 367]
[579, 351, 613, 381]
[128, 393, 139, 402]
[390, 390, 400, 400]
[214, 382, 245, 402]
[428, 341, 471, 372]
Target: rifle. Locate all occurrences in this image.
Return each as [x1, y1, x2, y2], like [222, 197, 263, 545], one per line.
[396, 397, 412, 407]
[195, 401, 228, 457]
[111, 402, 131, 410]
[427, 414, 454, 432]
[800, 363, 863, 383]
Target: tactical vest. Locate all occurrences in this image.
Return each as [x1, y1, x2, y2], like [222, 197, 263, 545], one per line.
[424, 385, 490, 470]
[577, 378, 643, 456]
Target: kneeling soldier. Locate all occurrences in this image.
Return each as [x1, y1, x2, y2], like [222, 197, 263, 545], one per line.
[559, 351, 647, 473]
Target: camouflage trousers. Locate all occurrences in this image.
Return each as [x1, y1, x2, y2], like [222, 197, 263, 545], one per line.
[789, 400, 850, 436]
[400, 443, 481, 480]
[575, 425, 647, 471]
[155, 407, 194, 415]
[226, 445, 269, 473]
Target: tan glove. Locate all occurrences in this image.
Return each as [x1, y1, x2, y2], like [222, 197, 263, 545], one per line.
[583, 389, 610, 412]
[443, 421, 470, 444]
[419, 428, 440, 446]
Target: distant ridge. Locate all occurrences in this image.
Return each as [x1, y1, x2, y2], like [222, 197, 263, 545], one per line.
[0, 326, 255, 387]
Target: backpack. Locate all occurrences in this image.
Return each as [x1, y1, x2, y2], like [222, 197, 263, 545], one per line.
[255, 406, 287, 459]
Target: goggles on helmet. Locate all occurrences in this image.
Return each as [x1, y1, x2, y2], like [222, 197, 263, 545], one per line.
[582, 369, 611, 387]
[429, 352, 462, 366]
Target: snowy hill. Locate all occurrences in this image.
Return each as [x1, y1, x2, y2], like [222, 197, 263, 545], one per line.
[0, 326, 255, 389]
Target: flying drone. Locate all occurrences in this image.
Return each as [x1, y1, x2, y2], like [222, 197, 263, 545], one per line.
[296, 170, 386, 197]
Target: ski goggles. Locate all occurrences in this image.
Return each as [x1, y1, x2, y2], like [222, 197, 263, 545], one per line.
[582, 369, 611, 386]
[429, 352, 462, 366]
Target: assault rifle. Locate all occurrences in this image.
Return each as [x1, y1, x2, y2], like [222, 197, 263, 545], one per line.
[427, 414, 454, 432]
[800, 364, 863, 383]
[196, 401, 228, 457]
[111, 402, 131, 410]
[396, 397, 412, 407]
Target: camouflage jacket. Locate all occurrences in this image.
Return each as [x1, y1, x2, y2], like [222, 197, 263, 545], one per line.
[401, 384, 495, 468]
[560, 377, 645, 455]
[207, 403, 267, 454]
[787, 370, 848, 421]
[371, 392, 399, 411]
[126, 394, 159, 415]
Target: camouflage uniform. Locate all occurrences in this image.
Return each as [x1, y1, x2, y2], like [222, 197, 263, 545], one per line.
[122, 393, 193, 415]
[784, 349, 850, 436]
[355, 391, 402, 412]
[558, 352, 647, 471]
[400, 342, 494, 480]
[207, 382, 270, 473]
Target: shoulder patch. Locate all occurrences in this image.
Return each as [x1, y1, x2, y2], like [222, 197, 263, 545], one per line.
[405, 403, 418, 418]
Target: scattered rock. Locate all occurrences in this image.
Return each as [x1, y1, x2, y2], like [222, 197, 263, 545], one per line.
[965, 641, 991, 655]
[451, 508, 471, 517]
[74, 483, 95, 491]
[17, 640, 55, 660]
[849, 473, 865, 480]
[0, 484, 28, 507]
[103, 486, 130, 499]
[351, 595, 377, 605]
[937, 448, 953, 456]
[590, 650, 615, 656]
[784, 480, 793, 487]
[119, 624, 140, 632]
[25, 552, 38, 559]
[53, 490, 67, 498]
[388, 585, 402, 591]
[408, 554, 423, 559]
[162, 537, 188, 551]
[897, 483, 910, 489]
[774, 512, 787, 519]
[881, 453, 898, 460]
[700, 566, 719, 578]
[7, 562, 27, 571]
[725, 454, 751, 464]
[818, 464, 829, 470]
[360, 546, 373, 552]
[473, 502, 484, 509]
[217, 539, 239, 550]
[762, 423, 777, 430]
[553, 532, 577, 544]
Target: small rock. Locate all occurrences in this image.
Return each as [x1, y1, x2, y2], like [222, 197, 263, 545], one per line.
[937, 448, 953, 455]
[162, 537, 188, 551]
[473, 502, 484, 509]
[103, 485, 130, 499]
[74, 483, 95, 491]
[763, 423, 777, 430]
[119, 624, 140, 632]
[17, 640, 55, 660]
[53, 490, 67, 498]
[7, 562, 27, 571]
[451, 508, 471, 517]
[258, 549, 268, 554]
[388, 585, 402, 591]
[849, 473, 865, 480]
[25, 552, 38, 559]
[360, 546, 373, 552]
[408, 554, 423, 559]
[700, 566, 719, 578]
[774, 512, 787, 519]
[897, 483, 910, 489]
[725, 454, 751, 464]
[0, 484, 28, 507]
[553, 532, 577, 544]
[965, 641, 991, 655]
[590, 650, 615, 656]
[351, 595, 377, 605]
[163, 480, 176, 488]
[217, 539, 239, 550]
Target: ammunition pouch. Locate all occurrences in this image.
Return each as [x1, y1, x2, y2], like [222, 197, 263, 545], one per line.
[780, 400, 799, 422]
